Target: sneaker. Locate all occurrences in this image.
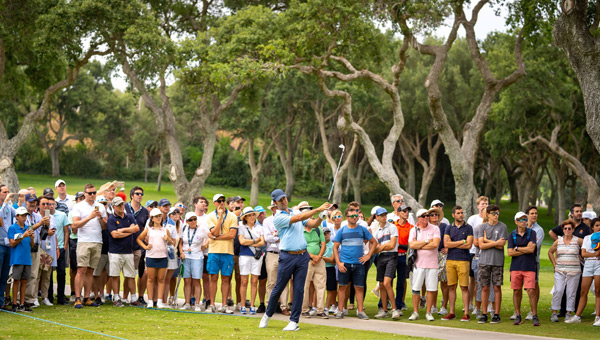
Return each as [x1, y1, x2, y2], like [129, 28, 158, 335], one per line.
[392, 309, 402, 319]
[371, 287, 380, 298]
[301, 311, 311, 317]
[74, 299, 83, 309]
[593, 316, 600, 326]
[525, 311, 534, 321]
[11, 304, 18, 312]
[438, 307, 448, 316]
[357, 311, 369, 320]
[565, 315, 581, 324]
[510, 312, 518, 320]
[235, 302, 242, 312]
[513, 314, 522, 325]
[85, 299, 99, 307]
[106, 294, 112, 302]
[401, 305, 408, 311]
[93, 297, 103, 306]
[41, 298, 53, 306]
[309, 308, 317, 317]
[22, 305, 33, 312]
[408, 312, 419, 321]
[224, 307, 234, 314]
[478, 314, 488, 324]
[146, 301, 154, 309]
[316, 312, 329, 319]
[324, 307, 329, 314]
[471, 307, 479, 315]
[114, 300, 124, 308]
[431, 306, 438, 314]
[69, 295, 76, 303]
[490, 314, 501, 324]
[426, 313, 435, 321]
[343, 308, 348, 316]
[329, 304, 336, 314]
[476, 309, 483, 320]
[487, 305, 494, 314]
[250, 307, 256, 315]
[257, 303, 265, 313]
[461, 314, 470, 322]
[179, 303, 191, 310]
[195, 304, 202, 312]
[208, 305, 216, 313]
[374, 309, 389, 319]
[157, 301, 169, 309]
[32, 299, 40, 308]
[217, 306, 226, 313]
[564, 313, 573, 322]
[226, 298, 234, 307]
[550, 313, 559, 322]
[283, 321, 299, 331]
[259, 314, 271, 328]
[442, 313, 456, 321]
[532, 315, 540, 326]
[241, 307, 247, 314]
[335, 310, 344, 319]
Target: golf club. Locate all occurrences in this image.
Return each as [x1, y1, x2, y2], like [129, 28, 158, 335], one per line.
[328, 144, 345, 202]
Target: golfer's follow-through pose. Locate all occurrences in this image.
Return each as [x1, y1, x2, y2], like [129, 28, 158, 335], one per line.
[259, 189, 330, 331]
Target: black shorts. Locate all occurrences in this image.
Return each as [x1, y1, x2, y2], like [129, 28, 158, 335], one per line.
[69, 239, 78, 269]
[259, 255, 268, 280]
[376, 253, 398, 282]
[326, 266, 337, 291]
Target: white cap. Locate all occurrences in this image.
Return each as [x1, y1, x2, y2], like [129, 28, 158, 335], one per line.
[371, 206, 382, 215]
[430, 199, 444, 208]
[55, 179, 66, 188]
[416, 209, 429, 218]
[149, 208, 162, 217]
[96, 195, 107, 203]
[185, 212, 197, 221]
[514, 211, 527, 220]
[15, 207, 29, 215]
[583, 211, 597, 219]
[212, 193, 225, 202]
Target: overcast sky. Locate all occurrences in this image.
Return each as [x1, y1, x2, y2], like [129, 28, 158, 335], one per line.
[108, 4, 508, 91]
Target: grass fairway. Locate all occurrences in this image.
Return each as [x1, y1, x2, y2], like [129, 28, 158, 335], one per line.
[0, 306, 418, 340]
[12, 173, 596, 339]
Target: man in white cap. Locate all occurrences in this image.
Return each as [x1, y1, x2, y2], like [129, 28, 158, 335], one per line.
[206, 193, 238, 314]
[55, 179, 74, 212]
[262, 201, 290, 315]
[372, 207, 401, 320]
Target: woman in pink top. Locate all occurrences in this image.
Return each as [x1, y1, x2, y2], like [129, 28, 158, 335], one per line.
[137, 208, 174, 309]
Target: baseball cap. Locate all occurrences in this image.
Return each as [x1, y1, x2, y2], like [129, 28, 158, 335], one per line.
[514, 211, 527, 220]
[583, 211, 597, 219]
[270, 189, 286, 202]
[267, 200, 276, 210]
[112, 197, 125, 206]
[43, 188, 54, 197]
[430, 199, 444, 208]
[232, 195, 245, 202]
[168, 207, 180, 215]
[96, 195, 107, 203]
[416, 208, 429, 218]
[375, 207, 388, 216]
[158, 198, 171, 207]
[592, 232, 600, 251]
[149, 208, 162, 217]
[298, 201, 313, 210]
[24, 193, 37, 202]
[212, 193, 225, 202]
[254, 206, 266, 213]
[370, 206, 382, 215]
[398, 204, 411, 212]
[75, 191, 85, 199]
[185, 212, 197, 221]
[15, 207, 29, 216]
[116, 191, 127, 201]
[323, 227, 331, 233]
[145, 200, 157, 208]
[55, 179, 66, 188]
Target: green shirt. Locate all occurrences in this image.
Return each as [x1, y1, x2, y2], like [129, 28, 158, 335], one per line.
[303, 227, 325, 255]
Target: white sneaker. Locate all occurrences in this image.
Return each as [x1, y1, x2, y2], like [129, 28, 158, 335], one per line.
[324, 307, 329, 314]
[525, 311, 534, 320]
[69, 296, 76, 303]
[372, 286, 380, 298]
[309, 309, 317, 316]
[593, 316, 600, 326]
[41, 298, 53, 306]
[30, 300, 39, 308]
[224, 307, 234, 314]
[564, 313, 573, 322]
[431, 306, 438, 314]
[487, 305, 494, 314]
[565, 315, 581, 324]
[179, 303, 191, 310]
[510, 312, 518, 320]
[157, 301, 169, 309]
[217, 306, 226, 313]
[235, 302, 241, 311]
[195, 304, 202, 312]
[208, 305, 216, 313]
[283, 321, 299, 331]
[374, 309, 388, 319]
[408, 312, 419, 321]
[329, 305, 336, 314]
[438, 307, 448, 316]
[426, 313, 435, 321]
[259, 314, 271, 328]
[471, 308, 479, 315]
[392, 309, 402, 319]
[343, 308, 348, 316]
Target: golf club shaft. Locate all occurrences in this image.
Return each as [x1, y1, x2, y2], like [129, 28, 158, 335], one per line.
[328, 148, 345, 202]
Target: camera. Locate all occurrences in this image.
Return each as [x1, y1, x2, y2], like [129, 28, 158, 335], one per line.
[31, 243, 39, 252]
[39, 225, 49, 241]
[253, 250, 262, 260]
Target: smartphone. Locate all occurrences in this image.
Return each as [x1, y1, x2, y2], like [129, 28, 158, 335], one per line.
[115, 181, 125, 188]
[95, 206, 99, 211]
[45, 209, 50, 217]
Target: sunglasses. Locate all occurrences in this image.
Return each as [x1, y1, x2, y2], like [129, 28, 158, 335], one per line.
[187, 218, 197, 222]
[517, 218, 527, 222]
[434, 204, 444, 208]
[418, 215, 429, 218]
[429, 213, 439, 217]
[563, 227, 573, 231]
[347, 214, 359, 218]
[333, 215, 342, 219]
[400, 209, 410, 213]
[177, 204, 185, 209]
[85, 191, 97, 195]
[134, 192, 144, 196]
[393, 200, 403, 204]
[40, 202, 52, 206]
[490, 212, 500, 216]
[215, 199, 225, 203]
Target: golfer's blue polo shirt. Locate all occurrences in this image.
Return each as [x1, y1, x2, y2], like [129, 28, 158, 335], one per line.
[274, 209, 307, 251]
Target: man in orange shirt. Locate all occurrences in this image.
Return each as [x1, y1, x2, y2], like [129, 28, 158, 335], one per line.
[394, 205, 413, 311]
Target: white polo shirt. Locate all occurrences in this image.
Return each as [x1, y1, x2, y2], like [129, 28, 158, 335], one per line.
[72, 200, 107, 243]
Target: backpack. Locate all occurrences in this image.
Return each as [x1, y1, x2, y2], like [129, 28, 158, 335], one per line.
[512, 228, 531, 246]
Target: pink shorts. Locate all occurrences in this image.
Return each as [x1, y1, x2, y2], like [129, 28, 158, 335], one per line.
[510, 271, 535, 290]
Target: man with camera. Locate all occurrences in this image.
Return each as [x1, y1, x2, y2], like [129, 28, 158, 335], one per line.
[8, 207, 37, 312]
[24, 193, 50, 308]
[0, 184, 16, 310]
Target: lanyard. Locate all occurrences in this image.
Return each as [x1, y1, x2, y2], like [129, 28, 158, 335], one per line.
[187, 225, 198, 249]
[214, 209, 228, 233]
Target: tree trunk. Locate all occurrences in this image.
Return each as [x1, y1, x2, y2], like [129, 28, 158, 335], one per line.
[157, 150, 163, 192]
[0, 159, 19, 193]
[554, 0, 600, 154]
[144, 149, 148, 183]
[50, 147, 60, 177]
[406, 157, 416, 198]
[556, 168, 567, 224]
[247, 136, 274, 207]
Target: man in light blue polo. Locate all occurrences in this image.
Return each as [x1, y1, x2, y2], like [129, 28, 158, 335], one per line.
[259, 189, 329, 331]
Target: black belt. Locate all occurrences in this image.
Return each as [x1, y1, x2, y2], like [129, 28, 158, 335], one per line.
[379, 252, 397, 257]
[398, 253, 406, 256]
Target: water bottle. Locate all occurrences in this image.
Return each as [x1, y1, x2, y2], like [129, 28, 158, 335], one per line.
[167, 245, 175, 260]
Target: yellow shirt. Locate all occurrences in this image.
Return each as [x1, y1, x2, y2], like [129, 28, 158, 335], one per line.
[207, 209, 238, 255]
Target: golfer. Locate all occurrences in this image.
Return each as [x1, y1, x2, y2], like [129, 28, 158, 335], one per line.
[259, 189, 329, 331]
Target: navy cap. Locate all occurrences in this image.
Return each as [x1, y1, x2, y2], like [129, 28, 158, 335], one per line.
[158, 198, 171, 207]
[375, 207, 388, 216]
[232, 195, 245, 202]
[271, 189, 286, 202]
[75, 191, 85, 199]
[25, 193, 38, 202]
[43, 188, 54, 197]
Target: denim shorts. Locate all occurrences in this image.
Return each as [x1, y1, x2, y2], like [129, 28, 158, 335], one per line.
[183, 258, 203, 279]
[207, 253, 234, 276]
[338, 263, 365, 287]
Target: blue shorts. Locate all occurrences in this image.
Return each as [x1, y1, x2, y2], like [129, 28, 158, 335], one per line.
[338, 263, 366, 287]
[146, 257, 168, 269]
[183, 258, 203, 279]
[207, 253, 234, 276]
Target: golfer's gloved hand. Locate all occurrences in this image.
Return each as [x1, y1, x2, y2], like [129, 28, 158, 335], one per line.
[319, 211, 328, 220]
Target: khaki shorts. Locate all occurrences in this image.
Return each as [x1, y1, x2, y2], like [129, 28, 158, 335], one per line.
[93, 254, 110, 276]
[76, 242, 102, 269]
[133, 250, 142, 271]
[446, 260, 470, 287]
[108, 253, 136, 278]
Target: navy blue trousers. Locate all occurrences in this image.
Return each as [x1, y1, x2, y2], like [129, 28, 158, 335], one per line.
[265, 251, 309, 323]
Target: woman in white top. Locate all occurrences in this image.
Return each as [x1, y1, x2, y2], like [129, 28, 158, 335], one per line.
[568, 218, 600, 325]
[178, 212, 209, 311]
[164, 207, 183, 306]
[137, 208, 174, 308]
[238, 207, 265, 314]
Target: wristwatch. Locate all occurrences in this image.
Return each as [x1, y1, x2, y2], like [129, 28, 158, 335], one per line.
[425, 239, 430, 244]
[212, 235, 217, 240]
[515, 246, 518, 251]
